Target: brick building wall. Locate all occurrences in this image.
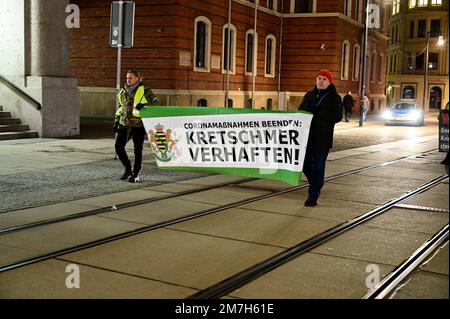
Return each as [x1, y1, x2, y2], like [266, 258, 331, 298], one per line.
[69, 0, 389, 118]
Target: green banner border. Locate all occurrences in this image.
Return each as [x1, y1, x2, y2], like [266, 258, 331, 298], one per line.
[140, 105, 312, 118]
[159, 166, 302, 186]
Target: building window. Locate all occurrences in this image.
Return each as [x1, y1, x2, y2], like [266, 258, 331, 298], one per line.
[417, 19, 426, 38]
[407, 53, 413, 70]
[265, 35, 276, 77]
[378, 54, 384, 82]
[392, 0, 400, 14]
[402, 86, 416, 99]
[292, 0, 313, 13]
[409, 21, 415, 38]
[267, 0, 277, 10]
[431, 0, 442, 5]
[418, 0, 428, 6]
[428, 52, 439, 69]
[430, 19, 440, 37]
[378, 99, 382, 110]
[370, 53, 376, 82]
[393, 54, 397, 73]
[222, 24, 237, 73]
[245, 30, 258, 75]
[194, 17, 211, 72]
[409, 0, 416, 8]
[266, 98, 273, 110]
[355, 0, 361, 22]
[246, 99, 253, 109]
[416, 52, 424, 69]
[344, 0, 352, 17]
[341, 40, 350, 80]
[197, 99, 208, 107]
[352, 44, 360, 81]
[227, 99, 233, 108]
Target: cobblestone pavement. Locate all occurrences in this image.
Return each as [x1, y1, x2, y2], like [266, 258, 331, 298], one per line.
[0, 159, 210, 213]
[0, 113, 441, 213]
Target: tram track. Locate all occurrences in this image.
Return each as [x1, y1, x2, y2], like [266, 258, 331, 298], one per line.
[188, 174, 448, 299]
[0, 149, 443, 273]
[0, 149, 438, 236]
[363, 224, 448, 299]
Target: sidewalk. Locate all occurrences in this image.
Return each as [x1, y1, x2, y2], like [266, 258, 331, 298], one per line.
[0, 132, 447, 298]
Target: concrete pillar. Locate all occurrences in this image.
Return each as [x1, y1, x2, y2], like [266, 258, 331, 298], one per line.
[0, 0, 80, 137]
[29, 0, 70, 77]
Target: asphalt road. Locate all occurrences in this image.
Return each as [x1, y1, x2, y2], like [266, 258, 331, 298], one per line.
[332, 113, 440, 152]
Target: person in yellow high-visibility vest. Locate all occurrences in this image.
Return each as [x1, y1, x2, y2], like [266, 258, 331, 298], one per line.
[114, 70, 158, 183]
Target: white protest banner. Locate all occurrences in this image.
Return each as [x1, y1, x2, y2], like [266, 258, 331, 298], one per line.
[140, 106, 312, 185]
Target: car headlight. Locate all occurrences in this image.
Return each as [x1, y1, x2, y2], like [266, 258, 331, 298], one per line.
[408, 110, 420, 120]
[383, 110, 392, 119]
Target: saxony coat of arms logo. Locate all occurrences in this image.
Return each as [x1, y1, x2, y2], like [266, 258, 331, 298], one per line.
[148, 123, 177, 162]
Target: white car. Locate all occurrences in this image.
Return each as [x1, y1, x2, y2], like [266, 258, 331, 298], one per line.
[383, 100, 424, 126]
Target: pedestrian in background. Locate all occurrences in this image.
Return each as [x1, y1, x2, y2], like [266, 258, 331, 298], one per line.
[298, 69, 343, 207]
[343, 91, 353, 122]
[362, 95, 369, 122]
[114, 70, 159, 183]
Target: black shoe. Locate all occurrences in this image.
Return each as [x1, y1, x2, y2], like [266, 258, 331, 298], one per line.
[128, 172, 140, 183]
[120, 169, 132, 180]
[304, 198, 318, 207]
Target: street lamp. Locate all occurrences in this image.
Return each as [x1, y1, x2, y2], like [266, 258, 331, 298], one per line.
[422, 32, 445, 112]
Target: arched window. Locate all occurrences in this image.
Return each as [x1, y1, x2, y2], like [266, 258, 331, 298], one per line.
[402, 85, 415, 99]
[341, 40, 350, 80]
[227, 99, 233, 108]
[265, 35, 276, 77]
[222, 24, 237, 73]
[246, 98, 253, 109]
[352, 44, 360, 81]
[429, 86, 442, 109]
[266, 98, 273, 110]
[194, 17, 211, 72]
[245, 30, 258, 75]
[197, 99, 208, 107]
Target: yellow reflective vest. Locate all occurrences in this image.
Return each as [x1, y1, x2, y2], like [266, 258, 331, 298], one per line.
[115, 84, 156, 127]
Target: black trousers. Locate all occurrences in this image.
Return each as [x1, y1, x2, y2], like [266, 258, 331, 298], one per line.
[302, 148, 330, 201]
[115, 125, 146, 174]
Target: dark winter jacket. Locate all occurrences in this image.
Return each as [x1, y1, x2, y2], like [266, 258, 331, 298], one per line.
[298, 83, 343, 149]
[343, 94, 354, 112]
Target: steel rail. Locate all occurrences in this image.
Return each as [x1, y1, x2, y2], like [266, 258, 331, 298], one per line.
[188, 174, 448, 299]
[0, 149, 436, 236]
[363, 224, 449, 299]
[0, 150, 441, 273]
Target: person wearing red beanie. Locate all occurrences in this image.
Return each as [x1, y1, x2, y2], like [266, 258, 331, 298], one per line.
[317, 69, 334, 83]
[298, 69, 343, 207]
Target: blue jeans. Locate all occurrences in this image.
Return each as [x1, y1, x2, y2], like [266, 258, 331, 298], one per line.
[302, 148, 330, 201]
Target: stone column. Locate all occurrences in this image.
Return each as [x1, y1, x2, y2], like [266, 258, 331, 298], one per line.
[25, 0, 80, 137]
[29, 0, 70, 77]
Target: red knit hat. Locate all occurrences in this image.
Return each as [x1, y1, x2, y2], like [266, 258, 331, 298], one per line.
[317, 69, 333, 82]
